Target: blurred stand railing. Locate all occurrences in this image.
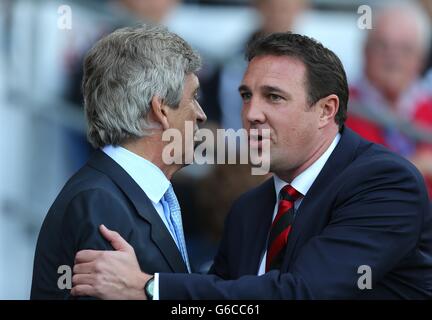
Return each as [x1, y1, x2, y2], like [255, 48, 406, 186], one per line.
[349, 101, 432, 144]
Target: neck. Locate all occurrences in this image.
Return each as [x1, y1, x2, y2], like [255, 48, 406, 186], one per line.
[367, 75, 401, 109]
[121, 135, 181, 180]
[276, 127, 338, 183]
[383, 91, 401, 110]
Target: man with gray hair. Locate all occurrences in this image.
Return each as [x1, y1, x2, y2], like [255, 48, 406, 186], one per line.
[30, 24, 206, 299]
[346, 2, 432, 196]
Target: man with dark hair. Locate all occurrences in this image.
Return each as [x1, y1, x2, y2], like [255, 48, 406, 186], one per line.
[71, 32, 432, 299]
[244, 32, 349, 130]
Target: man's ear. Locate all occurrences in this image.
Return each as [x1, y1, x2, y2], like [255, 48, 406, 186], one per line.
[150, 96, 170, 130]
[318, 94, 339, 129]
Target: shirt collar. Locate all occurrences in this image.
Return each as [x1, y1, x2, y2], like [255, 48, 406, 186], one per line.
[102, 145, 170, 204]
[274, 133, 341, 198]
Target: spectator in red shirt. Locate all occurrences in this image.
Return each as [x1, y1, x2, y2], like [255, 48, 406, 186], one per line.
[347, 3, 432, 196]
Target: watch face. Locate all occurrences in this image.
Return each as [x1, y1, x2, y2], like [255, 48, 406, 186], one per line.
[146, 278, 155, 299]
[148, 279, 154, 294]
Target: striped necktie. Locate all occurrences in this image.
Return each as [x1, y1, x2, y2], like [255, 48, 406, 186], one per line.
[266, 185, 302, 272]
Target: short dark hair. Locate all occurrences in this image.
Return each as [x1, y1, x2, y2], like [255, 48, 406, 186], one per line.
[246, 32, 348, 130]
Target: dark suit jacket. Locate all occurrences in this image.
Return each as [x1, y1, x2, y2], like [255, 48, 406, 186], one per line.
[159, 128, 432, 299]
[31, 150, 187, 299]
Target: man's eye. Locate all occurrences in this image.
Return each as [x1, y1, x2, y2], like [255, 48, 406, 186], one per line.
[240, 92, 252, 100]
[268, 94, 282, 102]
[194, 92, 200, 101]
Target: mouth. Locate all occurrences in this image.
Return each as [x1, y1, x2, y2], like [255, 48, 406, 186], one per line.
[193, 128, 203, 149]
[250, 134, 262, 142]
[248, 133, 264, 149]
[248, 127, 271, 149]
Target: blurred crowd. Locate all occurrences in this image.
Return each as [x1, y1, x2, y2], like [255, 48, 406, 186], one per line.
[347, 2, 432, 195]
[1, 0, 432, 297]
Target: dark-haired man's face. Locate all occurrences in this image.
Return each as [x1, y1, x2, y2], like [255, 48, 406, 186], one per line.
[240, 55, 326, 181]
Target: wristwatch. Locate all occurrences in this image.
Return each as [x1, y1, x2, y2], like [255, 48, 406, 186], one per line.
[144, 276, 155, 300]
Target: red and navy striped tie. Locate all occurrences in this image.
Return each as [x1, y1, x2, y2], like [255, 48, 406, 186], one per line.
[266, 185, 302, 272]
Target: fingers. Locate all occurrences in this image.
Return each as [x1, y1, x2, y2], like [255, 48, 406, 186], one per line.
[73, 262, 95, 275]
[99, 224, 133, 253]
[72, 273, 95, 286]
[71, 284, 97, 297]
[75, 250, 104, 264]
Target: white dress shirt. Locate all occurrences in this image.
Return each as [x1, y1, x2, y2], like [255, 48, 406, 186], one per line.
[257, 133, 341, 275]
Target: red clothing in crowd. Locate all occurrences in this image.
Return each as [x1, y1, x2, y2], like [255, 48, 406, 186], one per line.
[347, 83, 432, 197]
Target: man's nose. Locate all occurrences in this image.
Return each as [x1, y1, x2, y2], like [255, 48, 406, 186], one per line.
[196, 102, 207, 124]
[243, 98, 266, 124]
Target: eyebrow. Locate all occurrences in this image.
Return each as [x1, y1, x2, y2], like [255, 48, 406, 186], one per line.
[238, 84, 249, 92]
[261, 85, 291, 99]
[238, 84, 292, 100]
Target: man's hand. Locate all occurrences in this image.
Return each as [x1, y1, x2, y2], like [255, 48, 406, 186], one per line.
[71, 224, 152, 300]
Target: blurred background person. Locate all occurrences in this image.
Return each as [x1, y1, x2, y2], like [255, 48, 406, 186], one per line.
[419, 0, 432, 97]
[346, 2, 432, 196]
[420, 0, 432, 73]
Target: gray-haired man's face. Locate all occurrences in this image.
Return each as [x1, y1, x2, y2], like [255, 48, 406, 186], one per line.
[163, 73, 207, 162]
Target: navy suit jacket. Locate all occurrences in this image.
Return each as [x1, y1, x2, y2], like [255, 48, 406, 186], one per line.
[31, 150, 187, 299]
[159, 128, 432, 299]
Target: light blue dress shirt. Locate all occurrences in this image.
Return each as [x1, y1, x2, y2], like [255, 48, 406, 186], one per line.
[103, 145, 192, 299]
[102, 145, 178, 246]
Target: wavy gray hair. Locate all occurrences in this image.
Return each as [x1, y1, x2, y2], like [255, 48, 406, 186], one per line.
[82, 24, 201, 148]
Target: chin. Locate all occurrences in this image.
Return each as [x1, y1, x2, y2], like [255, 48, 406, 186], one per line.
[270, 159, 294, 175]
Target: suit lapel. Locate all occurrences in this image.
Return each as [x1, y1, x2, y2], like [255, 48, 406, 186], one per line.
[246, 178, 276, 274]
[281, 128, 363, 269]
[87, 150, 188, 273]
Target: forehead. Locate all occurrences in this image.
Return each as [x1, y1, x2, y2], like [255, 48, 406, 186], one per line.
[371, 11, 421, 46]
[242, 55, 306, 88]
